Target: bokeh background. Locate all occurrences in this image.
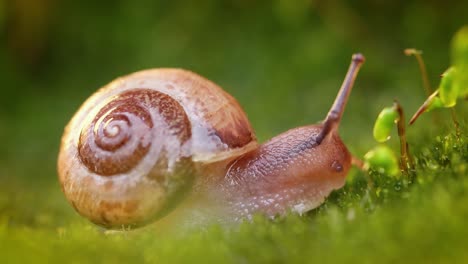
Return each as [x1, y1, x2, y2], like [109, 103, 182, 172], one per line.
[0, 0, 467, 262]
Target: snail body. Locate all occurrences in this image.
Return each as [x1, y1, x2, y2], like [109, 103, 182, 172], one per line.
[58, 54, 365, 229]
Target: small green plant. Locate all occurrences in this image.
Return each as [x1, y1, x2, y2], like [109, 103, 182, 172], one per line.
[364, 25, 468, 179]
[364, 145, 399, 176]
[409, 26, 468, 125]
[364, 101, 413, 177]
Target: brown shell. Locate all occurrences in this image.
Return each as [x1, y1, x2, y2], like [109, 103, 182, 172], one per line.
[58, 69, 257, 228]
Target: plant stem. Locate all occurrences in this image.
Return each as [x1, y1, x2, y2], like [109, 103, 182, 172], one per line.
[450, 108, 461, 138]
[404, 49, 433, 96]
[393, 100, 414, 174]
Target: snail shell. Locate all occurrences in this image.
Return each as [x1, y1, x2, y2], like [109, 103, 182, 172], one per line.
[58, 69, 257, 228]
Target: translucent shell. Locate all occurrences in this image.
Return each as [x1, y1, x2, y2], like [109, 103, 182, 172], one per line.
[58, 69, 257, 228]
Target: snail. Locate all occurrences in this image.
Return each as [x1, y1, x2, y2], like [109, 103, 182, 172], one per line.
[58, 54, 365, 229]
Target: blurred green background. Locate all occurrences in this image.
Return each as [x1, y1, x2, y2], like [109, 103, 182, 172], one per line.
[0, 0, 467, 263]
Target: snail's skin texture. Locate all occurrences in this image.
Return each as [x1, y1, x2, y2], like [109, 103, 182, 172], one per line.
[223, 125, 350, 219]
[58, 54, 364, 229]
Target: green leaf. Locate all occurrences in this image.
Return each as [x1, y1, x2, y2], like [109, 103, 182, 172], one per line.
[373, 107, 398, 142]
[451, 26, 468, 98]
[438, 67, 459, 107]
[364, 145, 400, 177]
[426, 95, 444, 111]
[451, 25, 468, 67]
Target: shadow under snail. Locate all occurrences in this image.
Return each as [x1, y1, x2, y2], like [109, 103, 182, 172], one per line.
[58, 53, 365, 229]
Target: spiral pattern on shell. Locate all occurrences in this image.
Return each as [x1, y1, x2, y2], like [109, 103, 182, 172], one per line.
[78, 89, 192, 176]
